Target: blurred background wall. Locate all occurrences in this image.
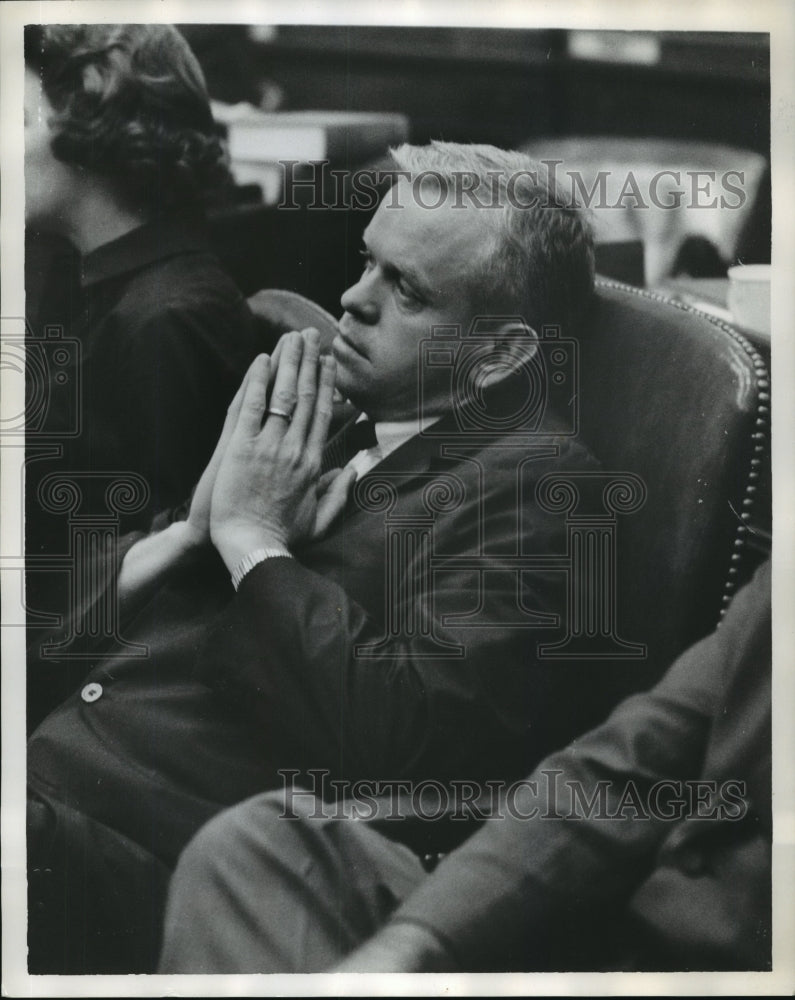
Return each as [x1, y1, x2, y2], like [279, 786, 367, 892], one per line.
[179, 26, 769, 154]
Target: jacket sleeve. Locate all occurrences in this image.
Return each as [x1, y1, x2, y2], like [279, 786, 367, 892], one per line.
[383, 560, 771, 969]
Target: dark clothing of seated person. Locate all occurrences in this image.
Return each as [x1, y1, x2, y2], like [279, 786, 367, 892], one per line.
[26, 143, 655, 975]
[158, 560, 772, 975]
[23, 25, 263, 722]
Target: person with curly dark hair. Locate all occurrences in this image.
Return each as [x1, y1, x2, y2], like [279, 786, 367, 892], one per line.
[24, 23, 231, 216]
[24, 24, 264, 724]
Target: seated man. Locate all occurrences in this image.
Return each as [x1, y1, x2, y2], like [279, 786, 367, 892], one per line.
[158, 560, 772, 974]
[28, 142, 640, 974]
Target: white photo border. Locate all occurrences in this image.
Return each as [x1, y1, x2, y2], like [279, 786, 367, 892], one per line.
[2, 0, 793, 996]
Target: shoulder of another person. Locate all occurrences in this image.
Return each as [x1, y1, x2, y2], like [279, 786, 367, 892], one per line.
[109, 271, 251, 344]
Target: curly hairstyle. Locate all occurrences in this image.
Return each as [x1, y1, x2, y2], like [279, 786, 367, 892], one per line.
[24, 23, 230, 212]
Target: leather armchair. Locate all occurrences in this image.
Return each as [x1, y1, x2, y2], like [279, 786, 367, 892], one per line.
[579, 278, 770, 679]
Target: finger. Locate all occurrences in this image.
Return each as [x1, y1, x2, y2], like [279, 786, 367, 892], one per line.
[206, 369, 249, 471]
[206, 358, 264, 477]
[268, 327, 323, 392]
[286, 329, 322, 443]
[307, 321, 338, 356]
[267, 327, 313, 391]
[316, 468, 342, 495]
[210, 370, 250, 464]
[306, 354, 337, 457]
[224, 355, 259, 431]
[314, 467, 356, 537]
[266, 333, 288, 390]
[266, 331, 303, 427]
[235, 354, 271, 436]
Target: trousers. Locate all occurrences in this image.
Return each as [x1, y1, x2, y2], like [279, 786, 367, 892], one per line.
[158, 791, 426, 973]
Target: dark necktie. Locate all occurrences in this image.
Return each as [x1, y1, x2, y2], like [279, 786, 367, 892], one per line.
[321, 418, 378, 474]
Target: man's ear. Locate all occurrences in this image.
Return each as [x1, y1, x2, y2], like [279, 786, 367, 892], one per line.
[479, 320, 539, 386]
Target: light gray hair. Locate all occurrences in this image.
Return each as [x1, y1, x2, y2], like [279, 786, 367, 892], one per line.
[389, 141, 595, 334]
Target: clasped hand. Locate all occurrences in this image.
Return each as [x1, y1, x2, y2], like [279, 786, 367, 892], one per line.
[186, 329, 356, 576]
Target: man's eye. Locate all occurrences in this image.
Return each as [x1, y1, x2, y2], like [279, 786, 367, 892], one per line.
[396, 278, 420, 305]
[359, 249, 375, 272]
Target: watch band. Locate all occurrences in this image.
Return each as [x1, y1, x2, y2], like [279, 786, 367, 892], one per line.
[230, 546, 292, 591]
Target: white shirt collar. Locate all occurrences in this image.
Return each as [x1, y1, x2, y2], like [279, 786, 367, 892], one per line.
[346, 412, 441, 479]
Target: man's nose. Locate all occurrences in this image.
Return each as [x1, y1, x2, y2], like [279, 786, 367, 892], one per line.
[340, 268, 380, 324]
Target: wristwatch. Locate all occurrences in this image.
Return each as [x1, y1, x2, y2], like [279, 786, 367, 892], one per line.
[230, 546, 292, 591]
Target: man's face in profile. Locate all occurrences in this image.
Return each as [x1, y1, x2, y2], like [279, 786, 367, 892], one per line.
[334, 176, 493, 422]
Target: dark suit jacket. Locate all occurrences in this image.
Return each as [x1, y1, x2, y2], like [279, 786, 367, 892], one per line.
[29, 406, 654, 866]
[389, 560, 772, 971]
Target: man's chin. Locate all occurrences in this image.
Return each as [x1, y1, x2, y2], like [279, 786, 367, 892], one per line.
[332, 370, 363, 410]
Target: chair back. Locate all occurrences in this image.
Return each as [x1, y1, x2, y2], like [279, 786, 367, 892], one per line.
[578, 279, 769, 676]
